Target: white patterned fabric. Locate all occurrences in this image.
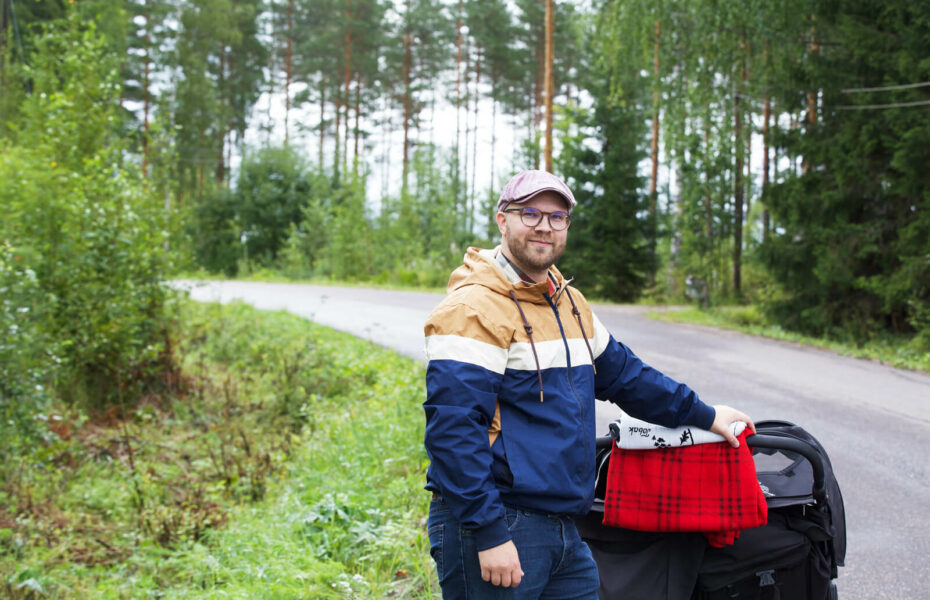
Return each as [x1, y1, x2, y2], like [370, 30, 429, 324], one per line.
[609, 410, 747, 450]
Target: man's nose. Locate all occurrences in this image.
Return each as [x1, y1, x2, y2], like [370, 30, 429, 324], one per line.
[534, 216, 553, 232]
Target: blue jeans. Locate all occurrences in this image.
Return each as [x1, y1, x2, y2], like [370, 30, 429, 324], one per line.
[428, 498, 600, 600]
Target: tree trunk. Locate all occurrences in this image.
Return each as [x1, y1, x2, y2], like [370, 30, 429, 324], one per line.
[334, 85, 342, 180]
[402, 15, 412, 191]
[266, 0, 276, 144]
[142, 0, 151, 180]
[284, 0, 293, 145]
[319, 76, 326, 169]
[803, 22, 819, 174]
[462, 39, 471, 224]
[649, 20, 660, 207]
[353, 70, 361, 174]
[744, 42, 752, 223]
[543, 0, 554, 172]
[745, 110, 752, 222]
[470, 51, 481, 221]
[381, 109, 391, 197]
[215, 47, 226, 185]
[454, 0, 463, 206]
[533, 34, 544, 169]
[704, 115, 712, 239]
[762, 90, 771, 240]
[226, 128, 233, 189]
[340, 0, 353, 180]
[489, 87, 498, 240]
[732, 42, 746, 297]
[649, 19, 661, 283]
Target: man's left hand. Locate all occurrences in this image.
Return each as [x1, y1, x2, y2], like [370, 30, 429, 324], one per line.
[710, 405, 756, 448]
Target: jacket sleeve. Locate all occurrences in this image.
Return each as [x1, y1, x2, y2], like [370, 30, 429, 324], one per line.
[589, 312, 715, 430]
[423, 301, 512, 551]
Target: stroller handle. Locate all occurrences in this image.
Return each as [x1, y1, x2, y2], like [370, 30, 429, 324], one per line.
[746, 433, 827, 505]
[594, 433, 827, 505]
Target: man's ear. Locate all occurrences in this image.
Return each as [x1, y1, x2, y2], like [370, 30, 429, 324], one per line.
[496, 211, 507, 236]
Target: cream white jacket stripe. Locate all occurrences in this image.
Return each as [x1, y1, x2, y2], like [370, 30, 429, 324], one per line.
[425, 334, 599, 373]
[425, 334, 509, 375]
[592, 313, 611, 358]
[507, 338, 596, 371]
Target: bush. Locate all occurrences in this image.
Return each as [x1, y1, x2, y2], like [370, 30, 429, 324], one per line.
[0, 18, 176, 411]
[190, 186, 241, 276]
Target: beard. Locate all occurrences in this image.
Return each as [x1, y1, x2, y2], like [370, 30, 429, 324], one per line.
[503, 221, 567, 277]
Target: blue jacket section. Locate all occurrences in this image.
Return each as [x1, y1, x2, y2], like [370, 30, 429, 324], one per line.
[423, 248, 715, 551]
[594, 335, 715, 429]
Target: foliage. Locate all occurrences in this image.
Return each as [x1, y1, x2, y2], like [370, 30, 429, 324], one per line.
[170, 0, 267, 202]
[3, 0, 928, 400]
[193, 143, 477, 287]
[234, 145, 314, 265]
[372, 145, 473, 288]
[190, 186, 241, 276]
[0, 17, 175, 411]
[759, 0, 930, 344]
[0, 300, 435, 599]
[555, 5, 655, 301]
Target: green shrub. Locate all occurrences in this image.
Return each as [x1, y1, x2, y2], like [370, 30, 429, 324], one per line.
[0, 18, 176, 411]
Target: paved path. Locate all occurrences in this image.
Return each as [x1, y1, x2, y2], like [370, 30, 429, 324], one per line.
[176, 280, 930, 600]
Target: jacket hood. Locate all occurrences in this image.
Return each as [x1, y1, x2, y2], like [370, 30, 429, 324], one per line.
[448, 246, 568, 304]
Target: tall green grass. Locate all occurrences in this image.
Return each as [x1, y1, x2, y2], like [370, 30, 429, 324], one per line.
[1, 300, 436, 599]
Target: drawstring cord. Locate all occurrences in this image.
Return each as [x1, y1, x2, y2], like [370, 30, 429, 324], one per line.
[564, 288, 597, 375]
[508, 284, 597, 401]
[508, 290, 545, 402]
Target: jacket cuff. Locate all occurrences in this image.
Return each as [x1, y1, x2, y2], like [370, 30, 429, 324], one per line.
[688, 402, 716, 431]
[472, 517, 512, 552]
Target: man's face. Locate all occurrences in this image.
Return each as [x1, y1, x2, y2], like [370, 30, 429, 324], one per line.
[496, 191, 570, 280]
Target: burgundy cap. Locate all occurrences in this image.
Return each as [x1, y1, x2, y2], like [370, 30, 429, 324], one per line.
[497, 170, 576, 212]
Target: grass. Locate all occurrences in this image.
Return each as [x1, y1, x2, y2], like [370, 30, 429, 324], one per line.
[0, 300, 436, 599]
[648, 304, 930, 373]
[171, 268, 448, 295]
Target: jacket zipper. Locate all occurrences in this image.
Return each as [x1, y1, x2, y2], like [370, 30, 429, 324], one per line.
[546, 293, 590, 473]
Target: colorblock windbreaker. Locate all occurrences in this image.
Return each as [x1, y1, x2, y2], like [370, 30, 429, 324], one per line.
[423, 247, 716, 551]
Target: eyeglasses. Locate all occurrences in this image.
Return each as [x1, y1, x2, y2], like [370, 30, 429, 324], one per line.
[502, 207, 572, 231]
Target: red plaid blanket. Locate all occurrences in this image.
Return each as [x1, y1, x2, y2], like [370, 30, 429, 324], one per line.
[602, 429, 767, 547]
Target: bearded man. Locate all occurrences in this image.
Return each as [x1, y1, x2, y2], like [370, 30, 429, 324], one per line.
[422, 169, 753, 599]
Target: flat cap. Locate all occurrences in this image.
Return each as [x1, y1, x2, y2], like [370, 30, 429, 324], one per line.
[497, 170, 576, 212]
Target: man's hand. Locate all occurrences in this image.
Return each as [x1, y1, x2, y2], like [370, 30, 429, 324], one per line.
[478, 540, 524, 587]
[711, 404, 756, 448]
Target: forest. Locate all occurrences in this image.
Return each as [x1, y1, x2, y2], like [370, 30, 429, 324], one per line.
[0, 0, 928, 597]
[3, 0, 929, 337]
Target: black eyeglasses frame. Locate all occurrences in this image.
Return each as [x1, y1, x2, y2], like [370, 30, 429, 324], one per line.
[502, 207, 572, 230]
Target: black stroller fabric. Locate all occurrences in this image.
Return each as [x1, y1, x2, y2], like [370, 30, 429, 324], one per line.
[692, 510, 834, 599]
[578, 420, 844, 600]
[750, 420, 846, 569]
[575, 511, 707, 600]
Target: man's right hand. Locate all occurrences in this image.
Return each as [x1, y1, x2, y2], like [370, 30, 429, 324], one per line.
[478, 540, 524, 587]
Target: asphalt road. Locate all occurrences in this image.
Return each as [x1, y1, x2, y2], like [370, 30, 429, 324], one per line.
[176, 280, 930, 600]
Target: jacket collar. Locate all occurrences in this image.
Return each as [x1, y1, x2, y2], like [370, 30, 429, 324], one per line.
[447, 246, 567, 305]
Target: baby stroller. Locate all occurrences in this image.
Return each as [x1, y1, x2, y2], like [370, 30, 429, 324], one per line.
[574, 420, 846, 599]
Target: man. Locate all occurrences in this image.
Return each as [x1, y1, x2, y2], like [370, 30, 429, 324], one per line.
[423, 170, 754, 599]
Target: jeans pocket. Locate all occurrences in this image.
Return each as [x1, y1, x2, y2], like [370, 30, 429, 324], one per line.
[428, 522, 444, 576]
[503, 506, 524, 531]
